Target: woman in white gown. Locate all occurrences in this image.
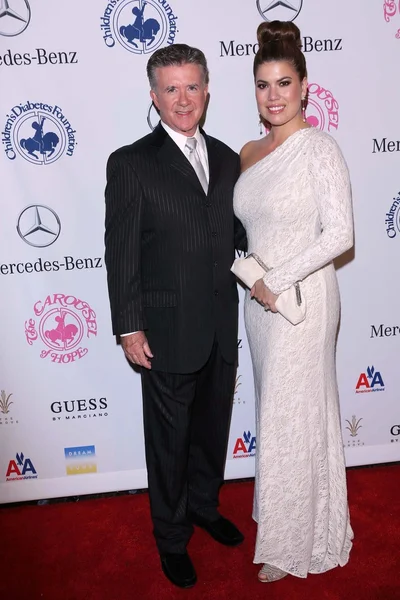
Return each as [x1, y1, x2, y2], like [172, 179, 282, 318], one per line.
[233, 20, 354, 582]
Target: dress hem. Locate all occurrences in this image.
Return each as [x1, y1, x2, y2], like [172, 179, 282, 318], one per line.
[253, 540, 353, 579]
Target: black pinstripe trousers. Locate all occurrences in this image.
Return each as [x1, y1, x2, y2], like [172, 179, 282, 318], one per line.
[141, 338, 236, 555]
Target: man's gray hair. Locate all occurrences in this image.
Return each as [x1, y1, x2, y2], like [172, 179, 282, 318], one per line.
[147, 44, 209, 90]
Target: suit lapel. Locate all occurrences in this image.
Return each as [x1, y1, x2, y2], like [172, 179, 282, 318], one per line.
[202, 130, 222, 197]
[153, 123, 205, 195]
[151, 123, 223, 197]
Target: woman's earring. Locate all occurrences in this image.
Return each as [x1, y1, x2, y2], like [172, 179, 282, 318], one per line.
[259, 115, 264, 136]
[301, 98, 306, 123]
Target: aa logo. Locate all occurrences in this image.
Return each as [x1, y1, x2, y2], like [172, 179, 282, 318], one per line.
[6, 452, 38, 481]
[233, 431, 256, 458]
[355, 366, 385, 393]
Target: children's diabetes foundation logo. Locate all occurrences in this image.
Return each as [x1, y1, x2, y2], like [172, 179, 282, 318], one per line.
[100, 0, 178, 54]
[2, 101, 77, 164]
[384, 191, 400, 239]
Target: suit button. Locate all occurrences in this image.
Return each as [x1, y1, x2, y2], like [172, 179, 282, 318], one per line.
[206, 203, 211, 208]
[214, 290, 219, 296]
[213, 261, 218, 267]
[211, 232, 217, 237]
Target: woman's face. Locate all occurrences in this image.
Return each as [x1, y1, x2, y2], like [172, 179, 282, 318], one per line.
[255, 60, 307, 128]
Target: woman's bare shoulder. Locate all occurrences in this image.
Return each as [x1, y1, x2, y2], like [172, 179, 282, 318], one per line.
[240, 138, 267, 173]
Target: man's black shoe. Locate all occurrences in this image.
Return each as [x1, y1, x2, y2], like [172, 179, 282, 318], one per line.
[190, 514, 244, 546]
[160, 552, 197, 588]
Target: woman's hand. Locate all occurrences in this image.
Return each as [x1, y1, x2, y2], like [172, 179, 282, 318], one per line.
[251, 279, 278, 312]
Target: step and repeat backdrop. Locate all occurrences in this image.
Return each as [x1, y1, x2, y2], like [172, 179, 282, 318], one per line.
[1, 0, 399, 503]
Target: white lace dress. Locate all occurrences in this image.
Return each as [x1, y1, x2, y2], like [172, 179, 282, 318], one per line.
[234, 128, 354, 577]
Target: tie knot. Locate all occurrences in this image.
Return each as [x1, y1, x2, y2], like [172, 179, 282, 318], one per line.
[185, 137, 197, 153]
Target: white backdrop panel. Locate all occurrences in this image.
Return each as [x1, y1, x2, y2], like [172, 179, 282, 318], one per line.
[1, 0, 399, 503]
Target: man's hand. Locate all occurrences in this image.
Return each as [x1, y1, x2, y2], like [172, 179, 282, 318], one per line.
[251, 279, 278, 312]
[121, 331, 153, 369]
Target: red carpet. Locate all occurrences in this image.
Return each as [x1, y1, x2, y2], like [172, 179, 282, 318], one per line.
[1, 464, 399, 600]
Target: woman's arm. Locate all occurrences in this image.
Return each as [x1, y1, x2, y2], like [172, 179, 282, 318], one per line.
[263, 133, 354, 295]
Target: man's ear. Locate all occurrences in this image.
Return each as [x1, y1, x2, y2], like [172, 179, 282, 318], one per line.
[150, 89, 159, 110]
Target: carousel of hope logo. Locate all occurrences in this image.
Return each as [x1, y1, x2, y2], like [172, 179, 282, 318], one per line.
[25, 293, 97, 364]
[306, 83, 339, 132]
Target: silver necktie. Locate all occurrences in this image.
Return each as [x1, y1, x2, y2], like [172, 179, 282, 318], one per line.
[185, 137, 208, 194]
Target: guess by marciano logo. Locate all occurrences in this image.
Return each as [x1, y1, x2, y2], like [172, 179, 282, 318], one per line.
[383, 0, 400, 39]
[51, 398, 108, 421]
[355, 366, 385, 394]
[100, 0, 178, 54]
[25, 294, 97, 364]
[391, 424, 400, 443]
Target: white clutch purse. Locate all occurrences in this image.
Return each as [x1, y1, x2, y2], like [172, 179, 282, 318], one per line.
[231, 253, 306, 326]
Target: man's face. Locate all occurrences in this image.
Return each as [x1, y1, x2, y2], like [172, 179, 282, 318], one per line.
[150, 63, 208, 137]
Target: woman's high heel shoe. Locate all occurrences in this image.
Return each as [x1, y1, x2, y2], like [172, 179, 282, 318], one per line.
[258, 563, 287, 583]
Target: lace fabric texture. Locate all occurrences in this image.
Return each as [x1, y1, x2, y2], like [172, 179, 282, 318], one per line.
[233, 128, 354, 577]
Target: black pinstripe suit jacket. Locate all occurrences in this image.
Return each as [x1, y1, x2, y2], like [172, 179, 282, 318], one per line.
[104, 123, 246, 373]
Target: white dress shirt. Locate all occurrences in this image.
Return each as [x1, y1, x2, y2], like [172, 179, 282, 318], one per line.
[161, 121, 209, 182]
[121, 120, 209, 337]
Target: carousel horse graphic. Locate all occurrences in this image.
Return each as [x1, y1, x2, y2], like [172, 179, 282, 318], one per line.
[45, 311, 78, 348]
[119, 2, 160, 48]
[20, 117, 59, 160]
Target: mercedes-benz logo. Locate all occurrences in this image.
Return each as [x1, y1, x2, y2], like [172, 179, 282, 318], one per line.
[257, 0, 303, 22]
[0, 0, 31, 37]
[147, 102, 160, 131]
[17, 205, 61, 248]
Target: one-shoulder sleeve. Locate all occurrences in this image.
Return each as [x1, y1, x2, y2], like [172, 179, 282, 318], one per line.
[263, 133, 354, 295]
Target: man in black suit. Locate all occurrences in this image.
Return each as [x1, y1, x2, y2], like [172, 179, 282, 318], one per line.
[104, 44, 247, 588]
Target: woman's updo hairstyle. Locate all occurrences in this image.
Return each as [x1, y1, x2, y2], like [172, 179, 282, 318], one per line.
[254, 20, 307, 81]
